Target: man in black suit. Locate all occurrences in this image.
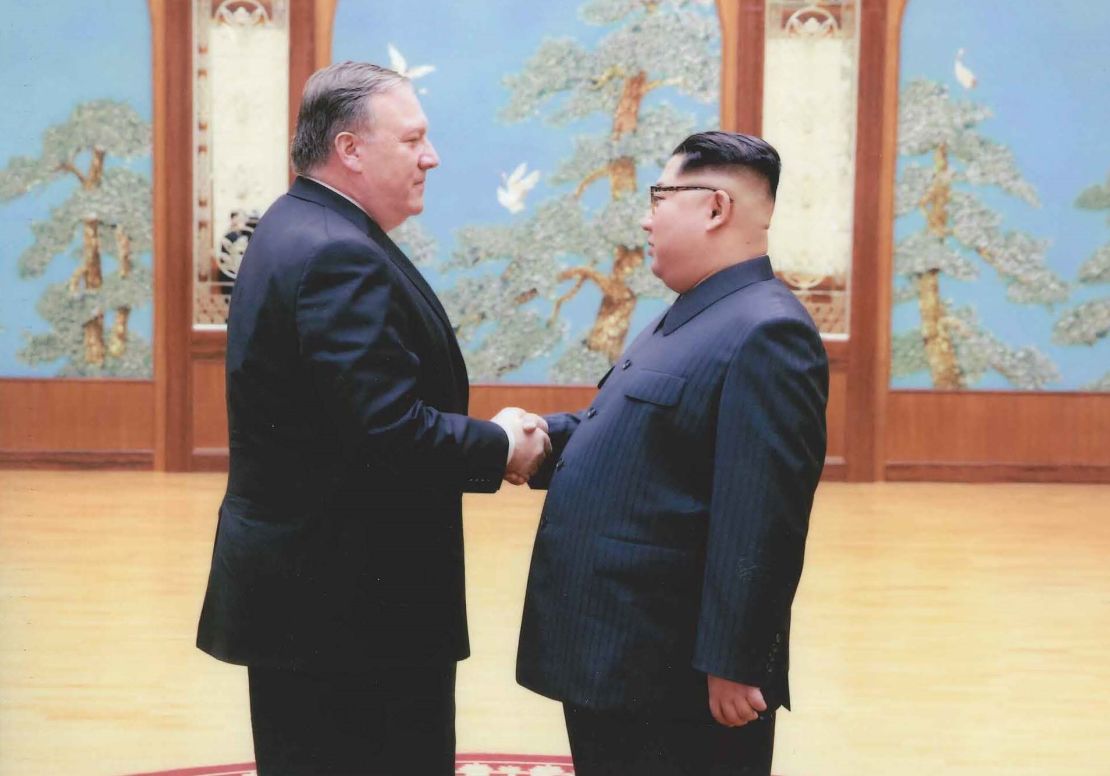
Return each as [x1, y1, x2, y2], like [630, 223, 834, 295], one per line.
[516, 132, 829, 775]
[196, 61, 550, 775]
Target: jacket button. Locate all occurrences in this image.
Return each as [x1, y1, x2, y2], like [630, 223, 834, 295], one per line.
[586, 408, 597, 419]
[621, 359, 632, 370]
[554, 459, 565, 471]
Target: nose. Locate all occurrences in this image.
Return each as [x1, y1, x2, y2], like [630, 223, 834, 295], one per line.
[420, 139, 439, 170]
[640, 211, 652, 232]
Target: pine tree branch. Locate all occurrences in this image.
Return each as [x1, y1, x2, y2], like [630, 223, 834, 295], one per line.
[558, 265, 611, 294]
[589, 66, 626, 91]
[68, 264, 84, 293]
[574, 165, 611, 199]
[549, 275, 589, 323]
[644, 77, 680, 93]
[57, 160, 88, 186]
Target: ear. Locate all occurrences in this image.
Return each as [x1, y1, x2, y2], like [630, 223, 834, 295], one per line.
[333, 131, 362, 172]
[706, 189, 732, 232]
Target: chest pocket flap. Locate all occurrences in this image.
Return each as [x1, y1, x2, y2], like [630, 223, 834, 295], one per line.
[624, 369, 686, 406]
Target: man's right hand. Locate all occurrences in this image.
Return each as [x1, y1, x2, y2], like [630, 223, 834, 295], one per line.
[707, 675, 767, 727]
[491, 407, 551, 485]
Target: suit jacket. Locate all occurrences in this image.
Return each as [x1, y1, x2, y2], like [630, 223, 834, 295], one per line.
[197, 177, 508, 671]
[516, 256, 828, 716]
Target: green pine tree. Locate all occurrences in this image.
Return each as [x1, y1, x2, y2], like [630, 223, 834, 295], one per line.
[0, 100, 152, 376]
[441, 0, 719, 382]
[892, 80, 1067, 390]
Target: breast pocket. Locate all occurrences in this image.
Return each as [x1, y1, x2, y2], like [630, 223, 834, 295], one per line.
[623, 369, 686, 407]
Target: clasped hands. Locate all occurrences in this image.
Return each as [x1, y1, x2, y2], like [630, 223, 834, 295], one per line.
[491, 407, 551, 486]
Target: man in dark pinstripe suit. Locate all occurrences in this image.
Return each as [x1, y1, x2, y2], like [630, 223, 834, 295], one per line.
[516, 132, 829, 775]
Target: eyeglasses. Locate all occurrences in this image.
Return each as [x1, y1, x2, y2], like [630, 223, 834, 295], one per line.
[649, 185, 733, 213]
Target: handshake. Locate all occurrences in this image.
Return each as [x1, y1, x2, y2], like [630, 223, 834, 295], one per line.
[490, 407, 552, 487]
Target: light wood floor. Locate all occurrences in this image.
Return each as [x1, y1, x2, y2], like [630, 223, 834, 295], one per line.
[1, 472, 1108, 775]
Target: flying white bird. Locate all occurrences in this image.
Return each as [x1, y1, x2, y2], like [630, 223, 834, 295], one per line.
[497, 163, 541, 214]
[388, 44, 435, 81]
[954, 48, 977, 90]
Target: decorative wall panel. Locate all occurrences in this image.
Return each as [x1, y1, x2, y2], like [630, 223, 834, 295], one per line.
[762, 0, 859, 337]
[193, 0, 290, 327]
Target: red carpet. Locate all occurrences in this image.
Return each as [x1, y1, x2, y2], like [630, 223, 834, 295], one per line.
[126, 754, 576, 775]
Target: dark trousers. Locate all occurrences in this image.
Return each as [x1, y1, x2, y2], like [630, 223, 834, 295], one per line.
[248, 663, 456, 776]
[563, 703, 776, 776]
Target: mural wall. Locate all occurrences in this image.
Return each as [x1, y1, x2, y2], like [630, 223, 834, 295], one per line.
[0, 1, 153, 378]
[334, 0, 721, 383]
[893, 0, 1110, 391]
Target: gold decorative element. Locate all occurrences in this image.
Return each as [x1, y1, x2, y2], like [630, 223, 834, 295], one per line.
[214, 0, 272, 27]
[768, 1, 855, 40]
[192, 0, 288, 325]
[777, 272, 848, 333]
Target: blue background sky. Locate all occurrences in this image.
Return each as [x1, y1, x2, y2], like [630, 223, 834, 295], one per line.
[333, 0, 719, 382]
[893, 0, 1110, 390]
[0, 0, 152, 378]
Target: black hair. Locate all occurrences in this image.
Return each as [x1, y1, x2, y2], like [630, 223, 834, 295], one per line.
[672, 131, 781, 200]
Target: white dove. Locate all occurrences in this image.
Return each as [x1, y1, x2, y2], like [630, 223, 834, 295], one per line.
[388, 43, 435, 81]
[954, 48, 977, 90]
[497, 163, 541, 214]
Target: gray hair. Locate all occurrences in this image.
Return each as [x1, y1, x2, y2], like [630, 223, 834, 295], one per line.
[290, 61, 409, 174]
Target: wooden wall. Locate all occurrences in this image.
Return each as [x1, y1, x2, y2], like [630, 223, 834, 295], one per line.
[872, 0, 1110, 483]
[0, 380, 153, 468]
[885, 392, 1110, 482]
[1, 0, 1106, 483]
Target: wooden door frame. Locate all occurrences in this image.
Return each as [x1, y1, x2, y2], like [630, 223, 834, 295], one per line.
[153, 0, 322, 470]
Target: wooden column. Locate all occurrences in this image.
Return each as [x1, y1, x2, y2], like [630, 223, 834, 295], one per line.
[840, 0, 904, 480]
[151, 0, 194, 471]
[718, 0, 765, 134]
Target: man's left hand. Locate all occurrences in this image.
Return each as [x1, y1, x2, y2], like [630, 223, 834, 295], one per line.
[707, 675, 767, 727]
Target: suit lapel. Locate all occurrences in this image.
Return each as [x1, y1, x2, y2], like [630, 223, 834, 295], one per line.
[288, 177, 470, 402]
[288, 177, 456, 334]
[366, 220, 455, 335]
[366, 222, 471, 405]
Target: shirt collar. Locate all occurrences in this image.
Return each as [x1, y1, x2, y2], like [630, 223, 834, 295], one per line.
[660, 255, 775, 335]
[304, 176, 368, 215]
[289, 176, 377, 237]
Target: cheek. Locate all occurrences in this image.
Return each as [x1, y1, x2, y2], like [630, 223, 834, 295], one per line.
[652, 219, 676, 251]
[649, 242, 669, 273]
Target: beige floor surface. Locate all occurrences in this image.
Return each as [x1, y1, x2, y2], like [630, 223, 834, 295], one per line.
[1, 472, 1108, 775]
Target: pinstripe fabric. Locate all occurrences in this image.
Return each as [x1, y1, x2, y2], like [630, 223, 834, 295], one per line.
[517, 256, 828, 717]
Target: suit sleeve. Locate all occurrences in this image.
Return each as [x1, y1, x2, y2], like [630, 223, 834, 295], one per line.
[527, 411, 583, 490]
[528, 360, 615, 489]
[692, 318, 828, 685]
[296, 238, 508, 493]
